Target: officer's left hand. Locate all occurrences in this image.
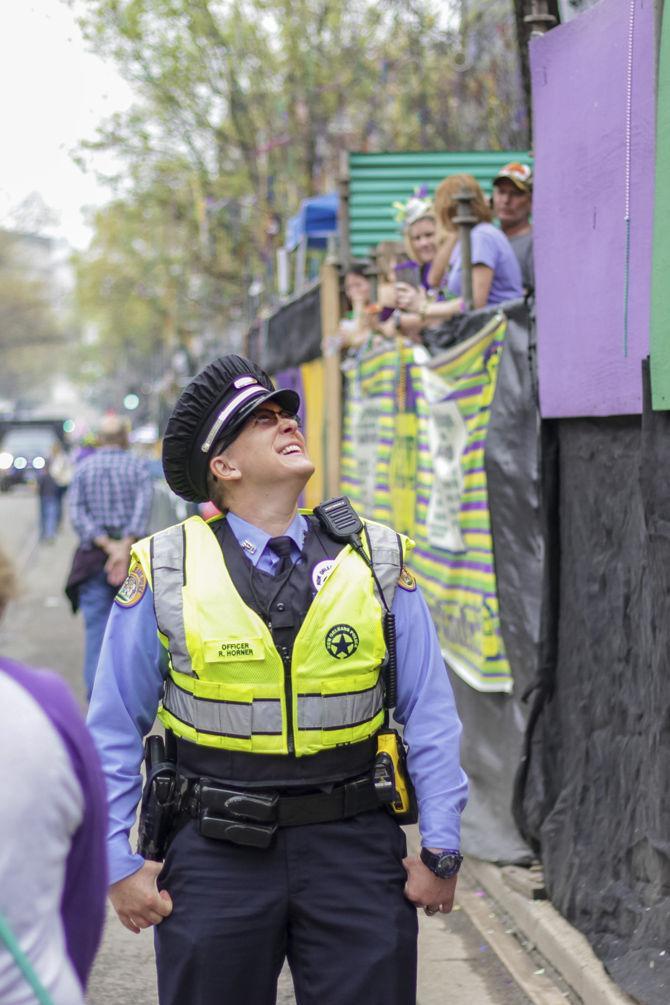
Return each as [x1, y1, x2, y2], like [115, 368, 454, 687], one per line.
[402, 855, 458, 915]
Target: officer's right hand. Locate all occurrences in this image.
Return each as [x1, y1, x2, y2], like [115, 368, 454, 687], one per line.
[108, 861, 173, 934]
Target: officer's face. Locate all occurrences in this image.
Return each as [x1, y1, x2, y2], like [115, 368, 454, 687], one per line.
[212, 401, 314, 490]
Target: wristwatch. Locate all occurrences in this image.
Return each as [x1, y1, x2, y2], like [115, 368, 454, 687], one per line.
[420, 847, 463, 879]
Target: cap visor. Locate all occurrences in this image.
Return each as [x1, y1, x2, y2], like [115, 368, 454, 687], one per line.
[213, 386, 301, 452]
[494, 174, 530, 192]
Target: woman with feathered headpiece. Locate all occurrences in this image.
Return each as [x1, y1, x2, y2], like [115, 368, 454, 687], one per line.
[389, 185, 461, 342]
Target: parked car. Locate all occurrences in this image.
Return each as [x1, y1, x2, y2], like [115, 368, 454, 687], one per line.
[0, 425, 61, 491]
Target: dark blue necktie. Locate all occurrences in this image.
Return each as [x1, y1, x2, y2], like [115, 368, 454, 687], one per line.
[267, 536, 293, 576]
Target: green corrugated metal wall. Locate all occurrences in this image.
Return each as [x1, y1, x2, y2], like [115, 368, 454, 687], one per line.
[348, 150, 533, 259]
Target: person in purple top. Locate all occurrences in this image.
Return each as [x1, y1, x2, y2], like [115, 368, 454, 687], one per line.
[432, 173, 523, 305]
[0, 547, 108, 1005]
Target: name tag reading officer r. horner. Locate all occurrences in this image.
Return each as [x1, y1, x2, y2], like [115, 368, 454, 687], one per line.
[204, 639, 264, 662]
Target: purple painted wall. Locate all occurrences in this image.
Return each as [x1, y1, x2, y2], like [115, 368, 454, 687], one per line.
[531, 0, 656, 418]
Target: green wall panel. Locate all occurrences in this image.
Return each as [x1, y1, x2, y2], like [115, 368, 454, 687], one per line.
[347, 150, 532, 258]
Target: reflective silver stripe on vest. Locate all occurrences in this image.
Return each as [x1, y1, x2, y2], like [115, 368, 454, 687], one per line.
[364, 522, 402, 611]
[298, 678, 384, 731]
[151, 525, 193, 676]
[163, 678, 283, 737]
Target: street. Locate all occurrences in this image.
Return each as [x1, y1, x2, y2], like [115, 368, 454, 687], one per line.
[0, 487, 555, 1005]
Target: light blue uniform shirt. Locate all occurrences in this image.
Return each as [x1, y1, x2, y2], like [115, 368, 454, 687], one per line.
[87, 512, 468, 884]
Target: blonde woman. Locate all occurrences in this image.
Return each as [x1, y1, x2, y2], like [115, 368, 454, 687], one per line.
[391, 188, 460, 341]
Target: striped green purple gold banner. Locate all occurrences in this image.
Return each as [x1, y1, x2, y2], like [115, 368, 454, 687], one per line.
[341, 316, 513, 693]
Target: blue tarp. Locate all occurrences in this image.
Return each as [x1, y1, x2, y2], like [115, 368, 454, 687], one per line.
[285, 193, 338, 251]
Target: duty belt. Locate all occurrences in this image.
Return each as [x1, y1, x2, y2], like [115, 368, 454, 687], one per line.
[184, 775, 380, 850]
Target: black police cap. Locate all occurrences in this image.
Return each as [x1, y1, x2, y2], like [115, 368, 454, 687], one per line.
[162, 354, 301, 502]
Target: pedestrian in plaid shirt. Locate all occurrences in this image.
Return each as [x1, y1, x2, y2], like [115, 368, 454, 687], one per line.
[67, 416, 153, 698]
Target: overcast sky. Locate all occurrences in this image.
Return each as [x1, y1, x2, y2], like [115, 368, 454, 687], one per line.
[0, 3, 134, 249]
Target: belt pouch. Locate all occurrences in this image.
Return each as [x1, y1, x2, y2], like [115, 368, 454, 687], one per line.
[199, 812, 277, 849]
[199, 782, 279, 822]
[197, 782, 279, 848]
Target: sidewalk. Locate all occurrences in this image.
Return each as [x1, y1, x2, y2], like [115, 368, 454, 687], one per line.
[462, 856, 636, 1005]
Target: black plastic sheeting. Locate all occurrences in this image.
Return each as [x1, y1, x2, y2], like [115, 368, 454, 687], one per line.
[516, 365, 670, 1005]
[261, 283, 322, 374]
[427, 301, 548, 864]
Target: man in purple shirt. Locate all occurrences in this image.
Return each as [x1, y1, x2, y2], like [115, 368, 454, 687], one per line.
[67, 414, 153, 698]
[87, 355, 468, 1005]
[0, 548, 108, 1004]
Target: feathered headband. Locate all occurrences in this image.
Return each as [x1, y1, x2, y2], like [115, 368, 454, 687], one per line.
[393, 185, 434, 228]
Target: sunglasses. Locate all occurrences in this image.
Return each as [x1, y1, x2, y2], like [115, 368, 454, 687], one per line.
[245, 407, 302, 430]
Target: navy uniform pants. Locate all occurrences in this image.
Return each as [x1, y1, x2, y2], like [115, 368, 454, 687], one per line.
[155, 807, 418, 1005]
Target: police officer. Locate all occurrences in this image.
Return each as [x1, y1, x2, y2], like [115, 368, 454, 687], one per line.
[87, 354, 468, 1005]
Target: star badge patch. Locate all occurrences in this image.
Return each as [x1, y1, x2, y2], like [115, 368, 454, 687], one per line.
[398, 566, 417, 592]
[325, 624, 360, 660]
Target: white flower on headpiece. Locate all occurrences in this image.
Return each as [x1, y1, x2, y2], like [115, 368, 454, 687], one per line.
[393, 185, 434, 228]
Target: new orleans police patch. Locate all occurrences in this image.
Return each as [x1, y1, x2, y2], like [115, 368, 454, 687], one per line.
[325, 624, 360, 660]
[312, 559, 335, 592]
[115, 565, 147, 609]
[398, 566, 417, 592]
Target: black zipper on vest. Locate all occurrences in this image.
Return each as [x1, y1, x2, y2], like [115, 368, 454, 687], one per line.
[278, 641, 295, 755]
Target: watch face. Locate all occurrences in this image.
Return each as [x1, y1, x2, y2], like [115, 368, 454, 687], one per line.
[437, 852, 462, 878]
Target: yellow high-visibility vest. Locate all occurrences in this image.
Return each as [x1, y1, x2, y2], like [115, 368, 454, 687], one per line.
[131, 515, 411, 757]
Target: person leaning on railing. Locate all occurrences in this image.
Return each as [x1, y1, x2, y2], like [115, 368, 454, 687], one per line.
[334, 263, 400, 354]
[335, 264, 376, 350]
[431, 174, 524, 307]
[491, 162, 534, 295]
[394, 175, 524, 341]
[388, 187, 453, 344]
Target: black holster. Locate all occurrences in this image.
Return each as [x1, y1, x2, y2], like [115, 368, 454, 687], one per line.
[137, 734, 180, 861]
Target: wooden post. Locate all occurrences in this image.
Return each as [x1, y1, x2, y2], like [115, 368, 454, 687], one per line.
[295, 235, 307, 295]
[522, 1, 557, 144]
[320, 259, 342, 498]
[452, 186, 477, 311]
[524, 0, 556, 39]
[337, 149, 351, 273]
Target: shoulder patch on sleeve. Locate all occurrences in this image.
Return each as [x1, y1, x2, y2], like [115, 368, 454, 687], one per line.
[115, 564, 147, 609]
[398, 566, 417, 592]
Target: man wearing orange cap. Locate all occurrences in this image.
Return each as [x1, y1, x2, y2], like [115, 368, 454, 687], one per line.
[492, 162, 534, 294]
